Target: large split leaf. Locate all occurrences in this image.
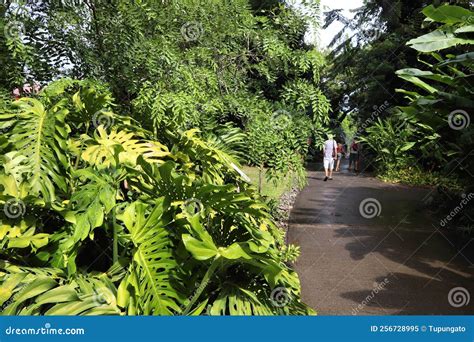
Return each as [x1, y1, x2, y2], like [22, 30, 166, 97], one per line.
[59, 169, 117, 255]
[82, 126, 169, 169]
[118, 199, 183, 315]
[0, 98, 70, 201]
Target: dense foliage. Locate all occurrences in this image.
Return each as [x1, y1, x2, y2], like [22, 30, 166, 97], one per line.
[1, 0, 330, 186]
[322, 0, 471, 125]
[322, 1, 472, 189]
[0, 0, 328, 315]
[0, 80, 313, 315]
[361, 4, 473, 189]
[5, 0, 470, 317]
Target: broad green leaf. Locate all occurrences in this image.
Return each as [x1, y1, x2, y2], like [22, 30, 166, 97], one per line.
[120, 200, 183, 315]
[0, 273, 27, 306]
[401, 142, 416, 151]
[422, 4, 473, 24]
[218, 243, 253, 260]
[45, 298, 103, 315]
[396, 70, 439, 93]
[2, 277, 57, 315]
[182, 234, 218, 260]
[8, 233, 49, 250]
[4, 98, 70, 202]
[407, 29, 474, 52]
[188, 298, 209, 315]
[116, 275, 130, 308]
[455, 25, 474, 33]
[438, 52, 474, 66]
[82, 126, 169, 168]
[35, 285, 79, 304]
[15, 277, 58, 302]
[396, 68, 454, 85]
[0, 174, 19, 197]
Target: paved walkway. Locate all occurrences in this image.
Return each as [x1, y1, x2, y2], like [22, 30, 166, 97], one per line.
[288, 161, 474, 315]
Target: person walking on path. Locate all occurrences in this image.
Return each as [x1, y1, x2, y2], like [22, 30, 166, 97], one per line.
[323, 134, 337, 181]
[335, 141, 345, 172]
[348, 138, 360, 172]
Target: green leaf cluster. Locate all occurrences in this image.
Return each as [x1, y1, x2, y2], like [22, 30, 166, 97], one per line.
[0, 80, 314, 315]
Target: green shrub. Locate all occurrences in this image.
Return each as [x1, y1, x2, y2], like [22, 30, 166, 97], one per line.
[378, 166, 463, 190]
[0, 80, 314, 315]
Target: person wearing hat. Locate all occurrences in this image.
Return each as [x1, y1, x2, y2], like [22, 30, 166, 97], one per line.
[323, 133, 337, 181]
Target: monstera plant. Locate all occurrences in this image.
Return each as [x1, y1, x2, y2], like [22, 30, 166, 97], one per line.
[0, 79, 313, 315]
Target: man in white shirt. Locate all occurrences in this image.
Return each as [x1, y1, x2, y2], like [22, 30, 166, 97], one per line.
[323, 134, 337, 181]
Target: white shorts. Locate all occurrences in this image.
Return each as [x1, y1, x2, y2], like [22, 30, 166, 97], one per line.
[323, 157, 334, 170]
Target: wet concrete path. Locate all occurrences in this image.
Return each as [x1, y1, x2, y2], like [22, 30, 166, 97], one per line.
[288, 161, 474, 315]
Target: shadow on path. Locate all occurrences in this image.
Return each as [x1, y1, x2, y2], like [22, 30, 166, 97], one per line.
[288, 160, 474, 315]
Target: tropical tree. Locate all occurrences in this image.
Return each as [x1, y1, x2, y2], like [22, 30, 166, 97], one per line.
[361, 4, 473, 191]
[0, 0, 330, 183]
[322, 0, 471, 125]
